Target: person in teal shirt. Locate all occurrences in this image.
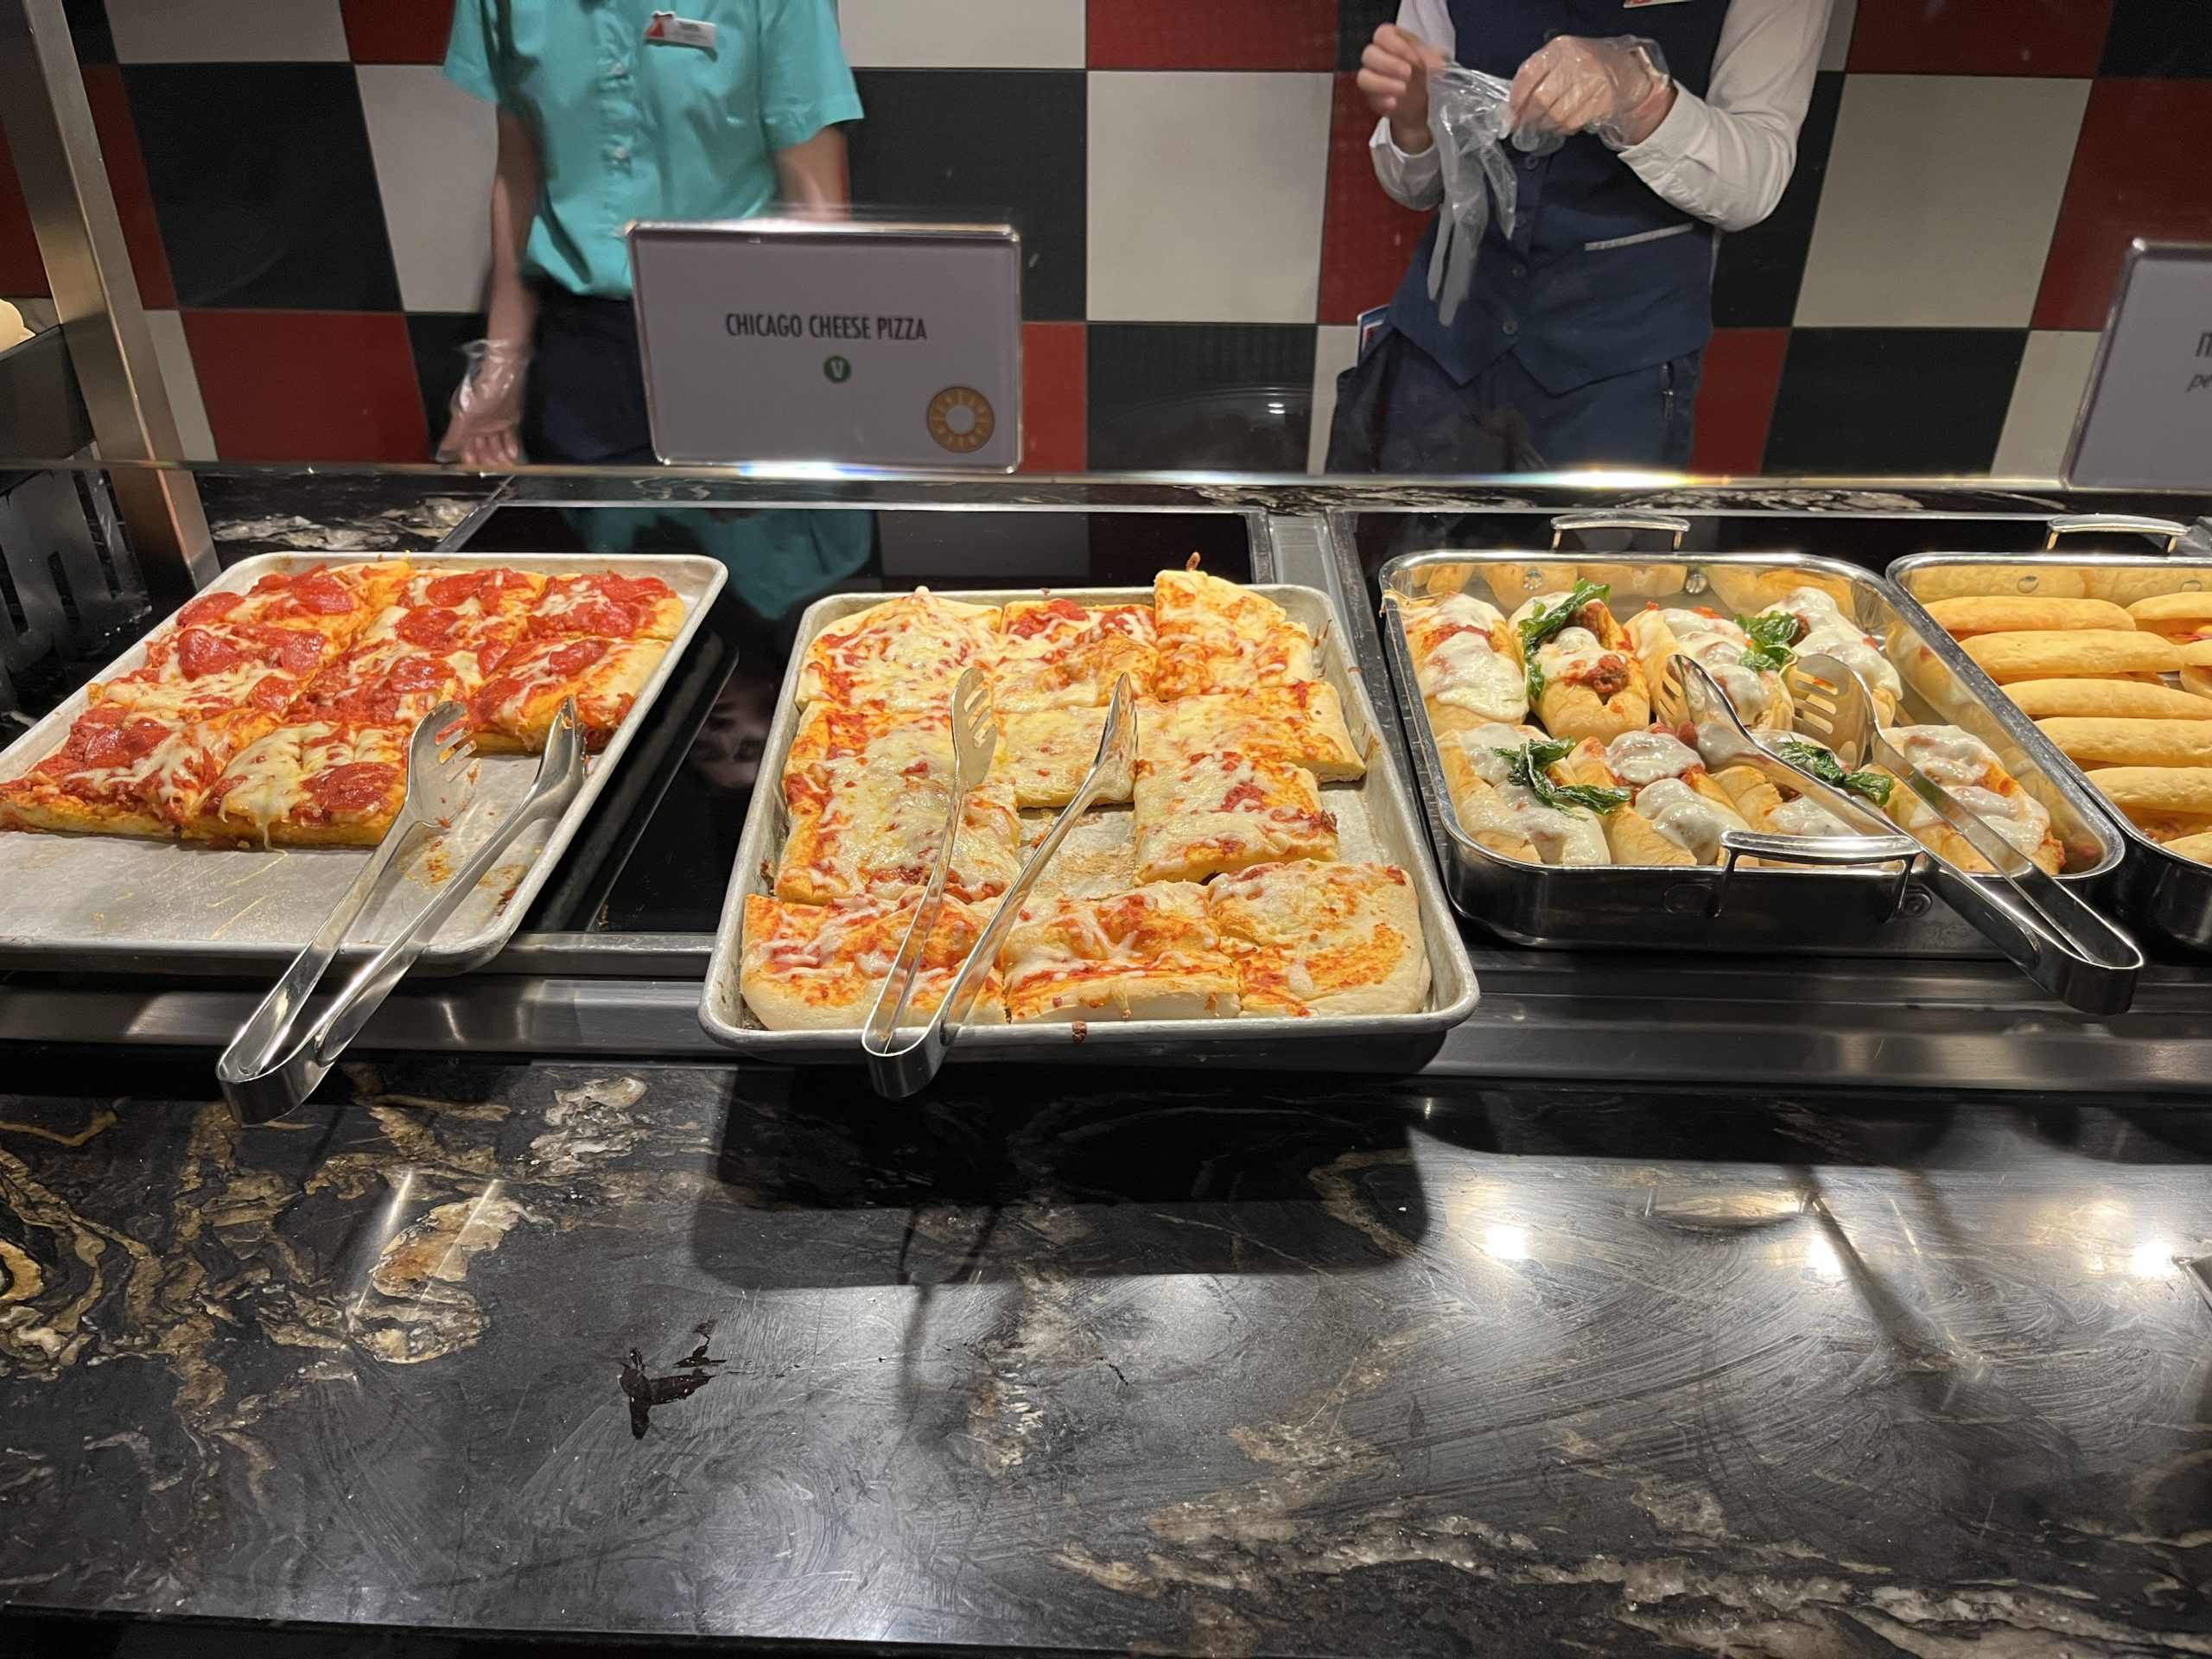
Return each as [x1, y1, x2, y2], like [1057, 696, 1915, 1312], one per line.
[439, 0, 862, 466]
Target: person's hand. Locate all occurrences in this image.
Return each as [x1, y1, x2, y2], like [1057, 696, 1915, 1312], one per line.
[1358, 24, 1446, 153]
[1507, 35, 1675, 148]
[437, 338, 530, 468]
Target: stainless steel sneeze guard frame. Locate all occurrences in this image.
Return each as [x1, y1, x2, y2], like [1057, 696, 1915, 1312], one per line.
[1371, 548, 2126, 956]
[1890, 546, 2212, 954]
[0, 550, 728, 975]
[698, 582, 1480, 1063]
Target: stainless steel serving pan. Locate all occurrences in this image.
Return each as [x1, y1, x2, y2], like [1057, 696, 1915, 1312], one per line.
[1376, 548, 2126, 955]
[698, 583, 1479, 1065]
[1890, 515, 2212, 953]
[0, 550, 727, 976]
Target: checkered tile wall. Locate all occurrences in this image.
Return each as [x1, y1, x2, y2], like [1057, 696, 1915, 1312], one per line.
[4, 0, 2206, 475]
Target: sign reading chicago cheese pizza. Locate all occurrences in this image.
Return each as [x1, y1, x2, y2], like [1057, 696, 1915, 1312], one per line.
[628, 220, 1021, 469]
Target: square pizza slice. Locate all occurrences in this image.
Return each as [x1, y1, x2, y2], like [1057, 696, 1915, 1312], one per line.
[192, 718, 412, 846]
[997, 703, 1129, 810]
[992, 597, 1156, 709]
[467, 634, 668, 753]
[1132, 749, 1338, 884]
[94, 615, 342, 721]
[996, 883, 1240, 1023]
[0, 704, 272, 838]
[295, 630, 475, 729]
[521, 571, 686, 643]
[1137, 681, 1364, 783]
[1205, 861, 1429, 1017]
[780, 702, 1012, 797]
[795, 590, 1002, 710]
[170, 562, 409, 649]
[776, 762, 1021, 906]
[1151, 567, 1317, 700]
[740, 893, 1007, 1030]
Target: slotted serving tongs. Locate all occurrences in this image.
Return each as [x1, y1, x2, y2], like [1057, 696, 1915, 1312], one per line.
[861, 669, 1138, 1098]
[219, 697, 588, 1123]
[1786, 652, 2141, 1015]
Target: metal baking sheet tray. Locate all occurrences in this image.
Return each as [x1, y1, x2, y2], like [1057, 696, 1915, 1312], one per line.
[0, 550, 726, 976]
[698, 583, 1479, 1064]
[1890, 547, 2212, 953]
[1375, 549, 2126, 956]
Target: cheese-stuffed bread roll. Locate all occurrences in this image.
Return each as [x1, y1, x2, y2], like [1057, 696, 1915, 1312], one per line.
[2037, 717, 2212, 771]
[1961, 629, 2182, 683]
[1604, 728, 1754, 863]
[2125, 593, 2212, 643]
[2001, 678, 2212, 721]
[1881, 724, 2063, 874]
[1557, 739, 1692, 866]
[1507, 584, 1649, 744]
[1624, 607, 1792, 732]
[1907, 566, 2088, 603]
[2084, 766, 2212, 841]
[1753, 587, 1903, 722]
[1923, 595, 2133, 637]
[1711, 764, 1856, 839]
[1436, 722, 1611, 866]
[1398, 590, 1529, 733]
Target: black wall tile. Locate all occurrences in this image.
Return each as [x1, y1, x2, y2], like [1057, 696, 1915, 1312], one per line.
[125, 62, 400, 311]
[1338, 0, 1401, 71]
[2101, 0, 2212, 75]
[1712, 71, 1843, 328]
[407, 310, 485, 449]
[846, 69, 1085, 322]
[1763, 327, 2027, 475]
[65, 0, 114, 63]
[1087, 323, 1315, 472]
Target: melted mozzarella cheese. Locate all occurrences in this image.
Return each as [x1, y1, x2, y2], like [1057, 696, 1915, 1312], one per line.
[1950, 783, 2051, 855]
[1499, 785, 1610, 864]
[1636, 777, 1735, 861]
[1452, 723, 1541, 787]
[1606, 729, 1700, 786]
[1770, 795, 1850, 836]
[1772, 587, 1901, 698]
[1419, 629, 1527, 721]
[1887, 724, 1997, 789]
[1539, 625, 1607, 681]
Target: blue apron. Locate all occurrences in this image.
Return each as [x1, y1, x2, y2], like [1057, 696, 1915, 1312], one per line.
[1386, 0, 1728, 397]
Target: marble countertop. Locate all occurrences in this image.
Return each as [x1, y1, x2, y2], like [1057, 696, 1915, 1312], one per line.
[4, 1057, 2211, 1655]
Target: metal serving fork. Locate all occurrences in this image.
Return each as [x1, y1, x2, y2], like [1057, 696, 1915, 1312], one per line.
[1786, 652, 2141, 1014]
[862, 671, 1137, 1098]
[219, 698, 590, 1122]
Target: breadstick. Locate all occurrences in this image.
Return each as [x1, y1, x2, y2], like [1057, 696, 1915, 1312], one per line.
[2185, 666, 2212, 702]
[2160, 830, 2212, 865]
[2083, 569, 2210, 607]
[2181, 639, 2212, 668]
[1960, 629, 2181, 683]
[2037, 718, 2212, 770]
[1923, 595, 2133, 637]
[2085, 766, 2212, 823]
[2000, 678, 2212, 721]
[2125, 593, 2212, 640]
[1908, 566, 2086, 603]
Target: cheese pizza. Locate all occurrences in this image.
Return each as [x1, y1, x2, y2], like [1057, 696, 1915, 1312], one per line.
[777, 762, 1022, 906]
[795, 589, 1001, 710]
[1206, 861, 1430, 1017]
[739, 893, 1007, 1030]
[1138, 683, 1364, 783]
[997, 883, 1241, 1022]
[1152, 567, 1318, 700]
[993, 597, 1155, 709]
[1132, 749, 1338, 885]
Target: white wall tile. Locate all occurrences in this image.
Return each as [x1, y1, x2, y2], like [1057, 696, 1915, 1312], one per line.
[1088, 72, 1332, 325]
[1819, 0, 1856, 73]
[1308, 324, 1358, 473]
[106, 0, 349, 62]
[838, 0, 1085, 68]
[144, 309, 217, 461]
[1991, 330, 2099, 479]
[1795, 75, 2088, 329]
[357, 66, 497, 315]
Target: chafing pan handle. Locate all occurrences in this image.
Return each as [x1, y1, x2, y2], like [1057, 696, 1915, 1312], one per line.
[1549, 512, 1691, 550]
[1712, 829, 1920, 920]
[2044, 514, 2189, 550]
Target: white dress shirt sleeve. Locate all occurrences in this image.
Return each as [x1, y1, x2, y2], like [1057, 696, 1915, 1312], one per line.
[1366, 0, 1455, 211]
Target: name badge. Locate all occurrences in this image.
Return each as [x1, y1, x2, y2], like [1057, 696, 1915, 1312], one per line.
[645, 11, 717, 49]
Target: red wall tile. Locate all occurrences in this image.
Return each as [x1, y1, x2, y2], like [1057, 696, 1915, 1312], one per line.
[82, 66, 175, 311]
[0, 119, 48, 297]
[184, 310, 430, 462]
[2035, 79, 2212, 331]
[1692, 328, 1789, 475]
[1848, 0, 2113, 76]
[1319, 73, 1431, 324]
[1088, 0, 1338, 71]
[1020, 321, 1085, 473]
[342, 0, 456, 63]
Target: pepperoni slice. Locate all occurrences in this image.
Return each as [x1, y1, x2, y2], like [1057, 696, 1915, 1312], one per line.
[248, 675, 296, 713]
[547, 637, 608, 677]
[397, 607, 461, 650]
[387, 654, 448, 692]
[555, 600, 642, 638]
[275, 631, 327, 674]
[468, 677, 520, 728]
[178, 591, 242, 628]
[75, 715, 170, 771]
[302, 761, 400, 815]
[591, 575, 671, 606]
[176, 627, 243, 678]
[425, 572, 486, 607]
[289, 571, 356, 615]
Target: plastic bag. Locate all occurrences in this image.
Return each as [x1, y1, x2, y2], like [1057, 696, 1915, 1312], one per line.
[1423, 66, 1561, 328]
[436, 338, 531, 464]
[1511, 35, 1672, 149]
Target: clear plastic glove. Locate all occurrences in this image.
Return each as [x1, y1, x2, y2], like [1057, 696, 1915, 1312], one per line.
[1508, 35, 1675, 149]
[436, 338, 531, 467]
[1424, 66, 1563, 327]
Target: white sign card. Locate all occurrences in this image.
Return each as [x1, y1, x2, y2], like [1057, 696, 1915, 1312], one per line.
[2065, 241, 2212, 491]
[628, 220, 1022, 470]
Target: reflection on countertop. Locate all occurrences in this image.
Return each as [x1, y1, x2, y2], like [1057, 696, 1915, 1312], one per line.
[3, 1061, 2210, 1655]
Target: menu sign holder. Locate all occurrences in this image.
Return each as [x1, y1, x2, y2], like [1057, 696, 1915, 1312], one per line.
[2063, 240, 2212, 492]
[628, 219, 1021, 470]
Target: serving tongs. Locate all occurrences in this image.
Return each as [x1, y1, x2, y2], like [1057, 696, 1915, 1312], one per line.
[862, 669, 1138, 1098]
[219, 698, 588, 1123]
[1787, 652, 2142, 1015]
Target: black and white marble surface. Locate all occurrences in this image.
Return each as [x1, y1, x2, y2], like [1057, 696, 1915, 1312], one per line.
[4, 1058, 2212, 1655]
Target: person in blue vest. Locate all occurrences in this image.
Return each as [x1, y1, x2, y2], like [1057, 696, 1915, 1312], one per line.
[1334, 0, 1832, 473]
